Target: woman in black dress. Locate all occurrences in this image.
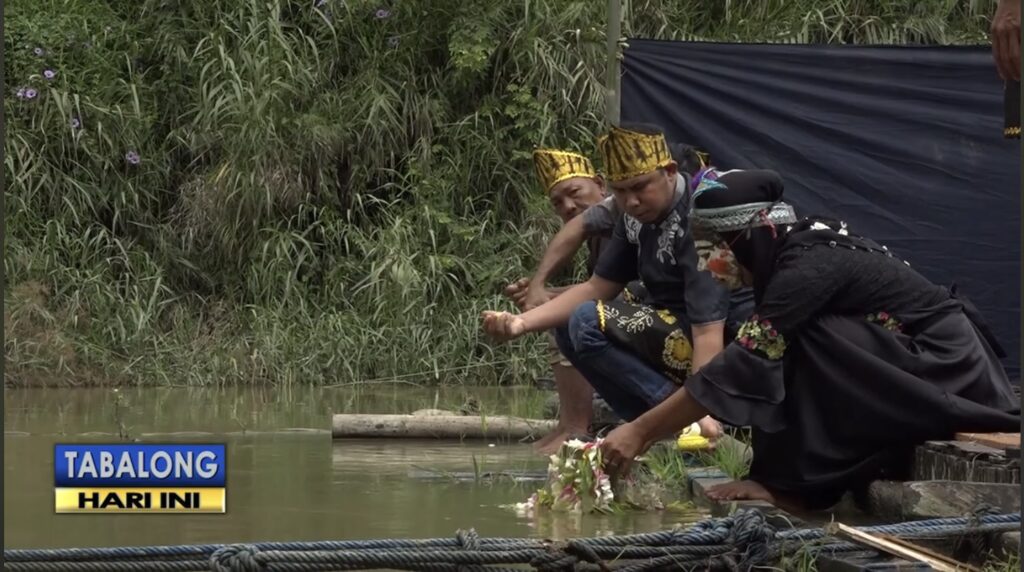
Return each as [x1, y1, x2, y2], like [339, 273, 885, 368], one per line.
[598, 168, 1021, 511]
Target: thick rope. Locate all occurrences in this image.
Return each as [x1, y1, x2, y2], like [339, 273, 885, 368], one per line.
[5, 510, 1018, 572]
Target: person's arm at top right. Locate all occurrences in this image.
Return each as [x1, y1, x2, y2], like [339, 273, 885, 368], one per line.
[992, 0, 1021, 81]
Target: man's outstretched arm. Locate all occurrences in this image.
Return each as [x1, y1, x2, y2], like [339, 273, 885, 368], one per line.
[524, 214, 588, 310]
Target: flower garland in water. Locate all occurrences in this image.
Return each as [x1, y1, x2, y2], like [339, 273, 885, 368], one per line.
[515, 438, 616, 515]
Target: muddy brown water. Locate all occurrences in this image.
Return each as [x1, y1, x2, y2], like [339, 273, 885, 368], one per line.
[4, 385, 708, 549]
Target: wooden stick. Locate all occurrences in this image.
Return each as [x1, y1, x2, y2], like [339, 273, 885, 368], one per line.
[955, 432, 1021, 450]
[877, 534, 982, 572]
[824, 522, 980, 572]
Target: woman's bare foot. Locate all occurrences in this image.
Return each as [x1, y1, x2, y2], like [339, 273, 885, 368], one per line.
[705, 480, 775, 503]
[704, 480, 807, 514]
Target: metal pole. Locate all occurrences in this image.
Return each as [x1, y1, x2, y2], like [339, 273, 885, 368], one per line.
[606, 0, 622, 127]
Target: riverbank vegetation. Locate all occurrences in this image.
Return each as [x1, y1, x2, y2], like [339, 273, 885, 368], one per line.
[5, 0, 997, 387]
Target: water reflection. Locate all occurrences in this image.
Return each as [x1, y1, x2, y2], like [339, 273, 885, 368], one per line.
[4, 386, 706, 549]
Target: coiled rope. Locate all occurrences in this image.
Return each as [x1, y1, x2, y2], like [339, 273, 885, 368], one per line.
[4, 509, 1018, 571]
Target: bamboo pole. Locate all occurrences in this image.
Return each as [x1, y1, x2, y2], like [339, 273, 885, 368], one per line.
[606, 0, 622, 126]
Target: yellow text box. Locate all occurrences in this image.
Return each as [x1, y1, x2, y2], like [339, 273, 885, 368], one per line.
[55, 487, 225, 513]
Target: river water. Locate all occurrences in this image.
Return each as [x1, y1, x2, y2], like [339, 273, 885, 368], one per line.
[4, 385, 706, 549]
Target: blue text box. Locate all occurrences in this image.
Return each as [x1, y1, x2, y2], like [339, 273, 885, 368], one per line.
[55, 444, 226, 487]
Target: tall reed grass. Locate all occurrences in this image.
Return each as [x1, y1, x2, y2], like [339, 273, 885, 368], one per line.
[4, 0, 997, 386]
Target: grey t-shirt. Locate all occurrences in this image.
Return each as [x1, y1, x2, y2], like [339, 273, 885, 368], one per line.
[582, 196, 620, 237]
[580, 196, 621, 275]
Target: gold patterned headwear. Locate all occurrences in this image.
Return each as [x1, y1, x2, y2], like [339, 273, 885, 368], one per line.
[532, 149, 597, 193]
[597, 125, 673, 182]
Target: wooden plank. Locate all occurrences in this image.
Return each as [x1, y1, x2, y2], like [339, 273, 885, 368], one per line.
[825, 522, 979, 572]
[877, 534, 982, 572]
[956, 433, 1021, 450]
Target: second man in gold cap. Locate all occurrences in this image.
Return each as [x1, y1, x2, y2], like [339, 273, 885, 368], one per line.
[485, 123, 750, 446]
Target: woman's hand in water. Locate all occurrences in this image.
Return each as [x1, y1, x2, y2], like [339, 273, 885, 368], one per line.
[481, 311, 527, 342]
[599, 422, 649, 476]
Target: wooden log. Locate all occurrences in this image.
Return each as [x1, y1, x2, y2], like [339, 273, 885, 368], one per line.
[955, 433, 1021, 450]
[331, 414, 558, 440]
[865, 480, 1021, 520]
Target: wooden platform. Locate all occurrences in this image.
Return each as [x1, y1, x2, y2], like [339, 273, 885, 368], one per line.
[913, 438, 1020, 485]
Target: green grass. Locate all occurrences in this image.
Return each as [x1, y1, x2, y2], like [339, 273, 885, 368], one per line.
[696, 430, 753, 481]
[4, 0, 999, 387]
[982, 551, 1021, 572]
[640, 441, 690, 486]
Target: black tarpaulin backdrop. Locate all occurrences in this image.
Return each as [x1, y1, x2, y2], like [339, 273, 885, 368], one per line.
[620, 39, 1020, 378]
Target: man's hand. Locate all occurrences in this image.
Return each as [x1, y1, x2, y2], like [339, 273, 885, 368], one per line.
[522, 286, 553, 311]
[481, 311, 527, 342]
[503, 278, 529, 299]
[599, 422, 650, 477]
[503, 278, 531, 311]
[992, 0, 1021, 81]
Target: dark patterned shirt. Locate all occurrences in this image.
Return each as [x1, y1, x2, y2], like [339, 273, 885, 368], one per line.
[593, 174, 731, 326]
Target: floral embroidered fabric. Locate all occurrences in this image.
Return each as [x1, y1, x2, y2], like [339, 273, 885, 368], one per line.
[736, 315, 787, 360]
[597, 299, 692, 384]
[694, 238, 744, 290]
[866, 311, 903, 332]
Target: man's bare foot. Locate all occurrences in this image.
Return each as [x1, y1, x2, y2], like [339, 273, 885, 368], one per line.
[532, 427, 562, 452]
[533, 427, 589, 455]
[705, 480, 774, 503]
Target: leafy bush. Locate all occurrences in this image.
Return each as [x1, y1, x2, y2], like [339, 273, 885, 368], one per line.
[3, 0, 995, 386]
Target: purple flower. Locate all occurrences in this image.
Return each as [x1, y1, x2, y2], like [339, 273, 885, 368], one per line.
[25, 89, 38, 100]
[70, 117, 81, 129]
[44, 69, 56, 80]
[375, 8, 390, 18]
[33, 47, 44, 56]
[125, 151, 141, 165]
[16, 87, 26, 99]
[388, 35, 400, 48]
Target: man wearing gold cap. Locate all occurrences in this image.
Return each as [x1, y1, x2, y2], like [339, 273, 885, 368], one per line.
[484, 124, 747, 444]
[502, 147, 625, 454]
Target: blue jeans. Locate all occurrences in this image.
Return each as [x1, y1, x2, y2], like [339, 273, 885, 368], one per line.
[554, 301, 678, 422]
[554, 289, 756, 423]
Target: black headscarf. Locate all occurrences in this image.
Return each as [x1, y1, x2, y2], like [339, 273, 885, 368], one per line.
[691, 169, 795, 304]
